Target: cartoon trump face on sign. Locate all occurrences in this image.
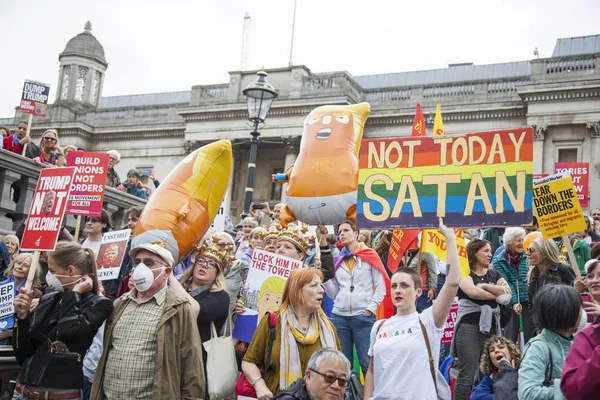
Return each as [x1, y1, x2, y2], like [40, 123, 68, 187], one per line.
[257, 276, 286, 317]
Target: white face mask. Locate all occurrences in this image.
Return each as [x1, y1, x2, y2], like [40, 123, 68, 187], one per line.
[577, 309, 588, 333]
[46, 272, 82, 293]
[132, 263, 165, 292]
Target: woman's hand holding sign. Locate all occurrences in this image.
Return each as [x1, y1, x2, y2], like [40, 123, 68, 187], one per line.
[14, 288, 33, 320]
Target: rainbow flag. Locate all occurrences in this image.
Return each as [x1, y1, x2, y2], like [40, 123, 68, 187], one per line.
[356, 128, 534, 229]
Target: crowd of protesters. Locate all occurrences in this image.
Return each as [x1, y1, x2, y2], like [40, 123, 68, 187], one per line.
[1, 123, 154, 200]
[2, 127, 600, 399]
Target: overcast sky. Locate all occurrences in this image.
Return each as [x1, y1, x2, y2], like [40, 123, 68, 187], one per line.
[1, 0, 599, 117]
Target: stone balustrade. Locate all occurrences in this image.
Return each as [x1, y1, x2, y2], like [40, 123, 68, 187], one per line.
[0, 149, 146, 237]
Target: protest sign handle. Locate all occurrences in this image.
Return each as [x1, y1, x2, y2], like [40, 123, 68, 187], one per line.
[25, 251, 40, 290]
[562, 235, 581, 279]
[416, 251, 423, 275]
[22, 113, 33, 156]
[73, 215, 82, 242]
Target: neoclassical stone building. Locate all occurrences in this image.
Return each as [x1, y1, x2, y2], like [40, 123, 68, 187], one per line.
[2, 22, 600, 220]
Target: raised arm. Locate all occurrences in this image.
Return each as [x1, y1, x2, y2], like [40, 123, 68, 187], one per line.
[433, 219, 460, 328]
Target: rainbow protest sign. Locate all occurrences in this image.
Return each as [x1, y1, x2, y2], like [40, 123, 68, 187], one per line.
[356, 128, 534, 229]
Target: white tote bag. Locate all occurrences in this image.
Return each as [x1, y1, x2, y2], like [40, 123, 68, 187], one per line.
[203, 316, 238, 399]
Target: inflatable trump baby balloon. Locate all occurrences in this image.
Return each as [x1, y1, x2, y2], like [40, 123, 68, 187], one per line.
[132, 139, 232, 263]
[273, 103, 371, 226]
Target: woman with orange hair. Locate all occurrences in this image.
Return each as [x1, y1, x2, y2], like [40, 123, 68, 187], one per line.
[242, 267, 340, 399]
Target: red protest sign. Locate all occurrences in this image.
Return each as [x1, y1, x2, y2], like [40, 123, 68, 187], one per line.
[441, 300, 458, 345]
[66, 151, 109, 217]
[554, 162, 589, 208]
[21, 167, 76, 251]
[387, 229, 420, 273]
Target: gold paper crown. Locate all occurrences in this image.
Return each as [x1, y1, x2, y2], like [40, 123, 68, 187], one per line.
[277, 224, 315, 254]
[196, 235, 234, 269]
[260, 222, 282, 241]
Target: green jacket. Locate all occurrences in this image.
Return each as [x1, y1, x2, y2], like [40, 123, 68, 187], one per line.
[91, 285, 205, 400]
[571, 239, 591, 276]
[518, 329, 572, 400]
[492, 252, 529, 304]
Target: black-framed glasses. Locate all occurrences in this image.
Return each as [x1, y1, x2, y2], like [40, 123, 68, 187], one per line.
[133, 258, 168, 269]
[85, 217, 101, 223]
[308, 369, 348, 387]
[194, 258, 218, 270]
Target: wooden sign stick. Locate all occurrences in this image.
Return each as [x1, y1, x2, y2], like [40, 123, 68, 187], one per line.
[25, 251, 41, 290]
[73, 215, 82, 242]
[562, 235, 581, 279]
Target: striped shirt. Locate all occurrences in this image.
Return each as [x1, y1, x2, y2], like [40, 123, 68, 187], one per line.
[103, 285, 167, 400]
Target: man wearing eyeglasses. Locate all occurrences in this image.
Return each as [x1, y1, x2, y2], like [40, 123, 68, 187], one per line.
[90, 242, 204, 400]
[273, 347, 351, 400]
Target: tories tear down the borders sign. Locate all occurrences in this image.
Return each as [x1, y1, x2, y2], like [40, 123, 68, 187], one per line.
[21, 167, 76, 251]
[96, 229, 131, 281]
[66, 151, 110, 217]
[19, 80, 51, 117]
[533, 172, 587, 239]
[356, 128, 534, 229]
[554, 162, 589, 208]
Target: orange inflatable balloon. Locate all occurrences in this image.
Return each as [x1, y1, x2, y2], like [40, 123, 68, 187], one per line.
[274, 103, 371, 227]
[132, 139, 232, 263]
[523, 231, 543, 251]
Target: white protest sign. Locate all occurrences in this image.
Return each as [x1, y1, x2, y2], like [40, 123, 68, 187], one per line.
[244, 249, 303, 317]
[96, 229, 131, 281]
[0, 281, 15, 330]
[209, 193, 228, 233]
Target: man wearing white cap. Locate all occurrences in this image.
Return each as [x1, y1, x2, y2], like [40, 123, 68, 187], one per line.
[91, 242, 204, 400]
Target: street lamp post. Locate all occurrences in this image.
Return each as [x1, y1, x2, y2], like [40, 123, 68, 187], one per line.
[241, 70, 278, 216]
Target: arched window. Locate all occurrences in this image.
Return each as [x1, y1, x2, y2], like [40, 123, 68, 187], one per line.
[60, 67, 71, 100]
[90, 71, 101, 105]
[75, 66, 89, 101]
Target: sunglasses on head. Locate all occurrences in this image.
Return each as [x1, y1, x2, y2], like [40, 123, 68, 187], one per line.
[308, 370, 348, 387]
[134, 257, 168, 269]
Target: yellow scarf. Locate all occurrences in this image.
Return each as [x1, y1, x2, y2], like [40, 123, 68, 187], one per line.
[279, 307, 337, 389]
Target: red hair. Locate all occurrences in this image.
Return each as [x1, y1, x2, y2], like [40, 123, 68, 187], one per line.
[281, 267, 324, 314]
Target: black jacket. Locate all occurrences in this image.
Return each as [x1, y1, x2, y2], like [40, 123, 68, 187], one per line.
[273, 378, 310, 400]
[528, 262, 575, 330]
[493, 360, 519, 399]
[13, 290, 113, 389]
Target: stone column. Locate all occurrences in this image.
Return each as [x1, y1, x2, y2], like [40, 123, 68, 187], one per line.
[586, 122, 600, 208]
[104, 202, 124, 230]
[230, 146, 245, 219]
[224, 145, 237, 217]
[533, 125, 547, 174]
[281, 137, 300, 203]
[0, 170, 20, 235]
